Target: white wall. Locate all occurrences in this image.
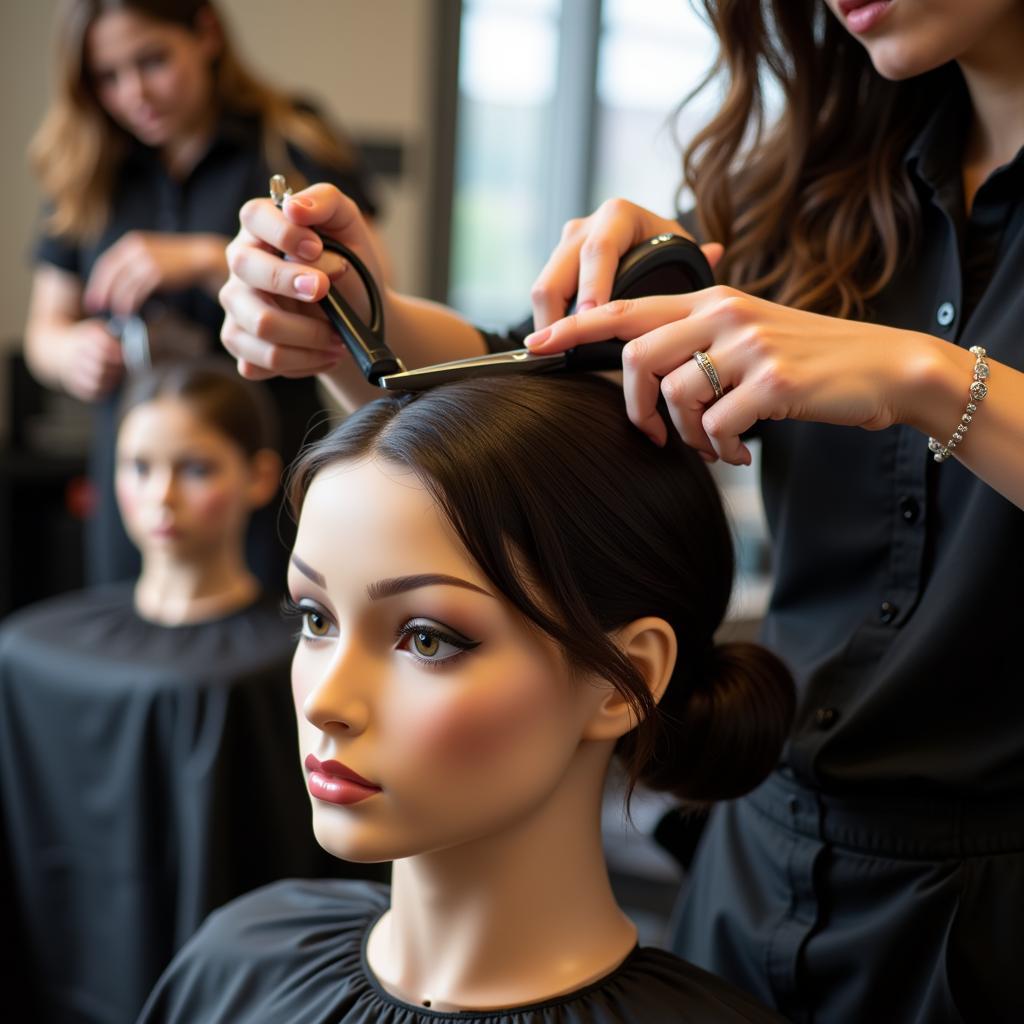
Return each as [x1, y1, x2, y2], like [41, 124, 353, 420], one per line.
[0, 0, 439, 437]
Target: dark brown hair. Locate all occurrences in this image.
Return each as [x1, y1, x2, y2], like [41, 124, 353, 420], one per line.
[681, 0, 958, 317]
[287, 375, 794, 804]
[119, 358, 278, 456]
[31, 0, 358, 239]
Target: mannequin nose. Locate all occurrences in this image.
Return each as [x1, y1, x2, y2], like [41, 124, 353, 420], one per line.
[300, 644, 374, 736]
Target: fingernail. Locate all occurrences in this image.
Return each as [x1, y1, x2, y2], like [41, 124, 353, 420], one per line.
[293, 274, 317, 297]
[575, 300, 595, 314]
[286, 195, 314, 209]
[525, 327, 551, 349]
[296, 240, 320, 261]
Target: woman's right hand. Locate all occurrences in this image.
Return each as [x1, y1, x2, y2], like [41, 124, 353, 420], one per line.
[530, 198, 722, 329]
[219, 183, 386, 381]
[60, 318, 125, 401]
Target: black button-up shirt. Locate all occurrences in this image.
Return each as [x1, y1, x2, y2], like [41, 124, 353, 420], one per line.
[482, 81, 1024, 800]
[757, 82, 1024, 796]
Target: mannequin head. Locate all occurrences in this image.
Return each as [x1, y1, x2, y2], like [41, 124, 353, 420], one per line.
[116, 359, 281, 572]
[286, 375, 793, 864]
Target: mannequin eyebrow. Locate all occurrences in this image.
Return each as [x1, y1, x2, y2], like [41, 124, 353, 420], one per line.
[290, 554, 326, 587]
[367, 575, 494, 601]
[290, 558, 494, 601]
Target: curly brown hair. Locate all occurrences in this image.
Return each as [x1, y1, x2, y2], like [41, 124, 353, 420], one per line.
[681, 0, 959, 317]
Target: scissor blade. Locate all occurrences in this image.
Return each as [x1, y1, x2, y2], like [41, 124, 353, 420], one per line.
[377, 348, 567, 391]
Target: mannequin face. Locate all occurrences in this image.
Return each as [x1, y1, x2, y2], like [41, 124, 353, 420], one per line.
[288, 458, 614, 863]
[115, 397, 260, 564]
[86, 8, 219, 150]
[823, 0, 1023, 79]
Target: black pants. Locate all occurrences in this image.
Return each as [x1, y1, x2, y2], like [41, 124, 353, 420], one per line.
[671, 770, 1024, 1024]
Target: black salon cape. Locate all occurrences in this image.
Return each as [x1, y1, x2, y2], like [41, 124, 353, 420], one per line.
[0, 584, 383, 1024]
[138, 880, 786, 1023]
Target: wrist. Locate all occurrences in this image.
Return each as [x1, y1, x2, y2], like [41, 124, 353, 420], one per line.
[199, 234, 230, 293]
[893, 331, 972, 439]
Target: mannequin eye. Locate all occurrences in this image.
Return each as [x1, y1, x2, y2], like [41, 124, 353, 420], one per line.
[396, 621, 480, 666]
[304, 610, 331, 638]
[281, 597, 335, 641]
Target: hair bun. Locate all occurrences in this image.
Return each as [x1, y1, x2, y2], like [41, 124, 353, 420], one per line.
[640, 641, 795, 804]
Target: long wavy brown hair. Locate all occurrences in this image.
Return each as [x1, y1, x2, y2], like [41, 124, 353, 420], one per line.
[680, 0, 960, 317]
[31, 0, 358, 241]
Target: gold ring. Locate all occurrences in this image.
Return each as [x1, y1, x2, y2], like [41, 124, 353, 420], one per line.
[693, 350, 724, 400]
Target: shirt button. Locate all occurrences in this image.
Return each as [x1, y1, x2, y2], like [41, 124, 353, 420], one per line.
[814, 707, 839, 730]
[898, 496, 919, 523]
[879, 600, 898, 624]
[936, 301, 956, 327]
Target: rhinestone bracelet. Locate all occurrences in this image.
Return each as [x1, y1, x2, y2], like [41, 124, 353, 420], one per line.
[927, 345, 989, 463]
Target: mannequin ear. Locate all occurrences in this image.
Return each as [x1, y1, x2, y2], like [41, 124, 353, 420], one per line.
[582, 616, 677, 742]
[245, 448, 283, 510]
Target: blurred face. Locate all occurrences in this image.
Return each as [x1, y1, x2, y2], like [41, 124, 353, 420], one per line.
[288, 458, 606, 863]
[823, 1, 1022, 79]
[86, 8, 218, 149]
[115, 397, 257, 562]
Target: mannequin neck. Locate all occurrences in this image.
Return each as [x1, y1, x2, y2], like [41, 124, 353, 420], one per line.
[134, 544, 259, 625]
[365, 740, 637, 1013]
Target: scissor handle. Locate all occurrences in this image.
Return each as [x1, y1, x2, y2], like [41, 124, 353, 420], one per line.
[269, 174, 401, 384]
[317, 238, 402, 383]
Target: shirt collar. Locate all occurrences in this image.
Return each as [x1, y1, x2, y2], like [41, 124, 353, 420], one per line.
[903, 69, 970, 196]
[904, 68, 1024, 202]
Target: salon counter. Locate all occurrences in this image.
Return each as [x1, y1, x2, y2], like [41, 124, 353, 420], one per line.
[0, 583, 386, 1024]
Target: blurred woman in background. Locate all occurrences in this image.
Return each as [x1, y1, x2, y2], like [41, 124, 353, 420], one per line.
[24, 0, 379, 587]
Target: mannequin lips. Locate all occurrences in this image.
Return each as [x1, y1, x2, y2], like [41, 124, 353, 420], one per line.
[837, 0, 892, 33]
[304, 753, 382, 805]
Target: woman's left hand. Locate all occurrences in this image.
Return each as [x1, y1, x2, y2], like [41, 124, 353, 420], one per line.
[84, 231, 229, 315]
[524, 286, 933, 464]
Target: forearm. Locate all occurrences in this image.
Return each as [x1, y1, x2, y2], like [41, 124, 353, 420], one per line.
[319, 292, 486, 412]
[194, 234, 231, 297]
[901, 335, 1024, 509]
[24, 315, 75, 390]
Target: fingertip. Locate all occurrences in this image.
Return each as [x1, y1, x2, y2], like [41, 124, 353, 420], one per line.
[284, 193, 315, 212]
[637, 416, 667, 448]
[574, 299, 596, 315]
[296, 239, 321, 262]
[293, 274, 319, 298]
[524, 327, 552, 350]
